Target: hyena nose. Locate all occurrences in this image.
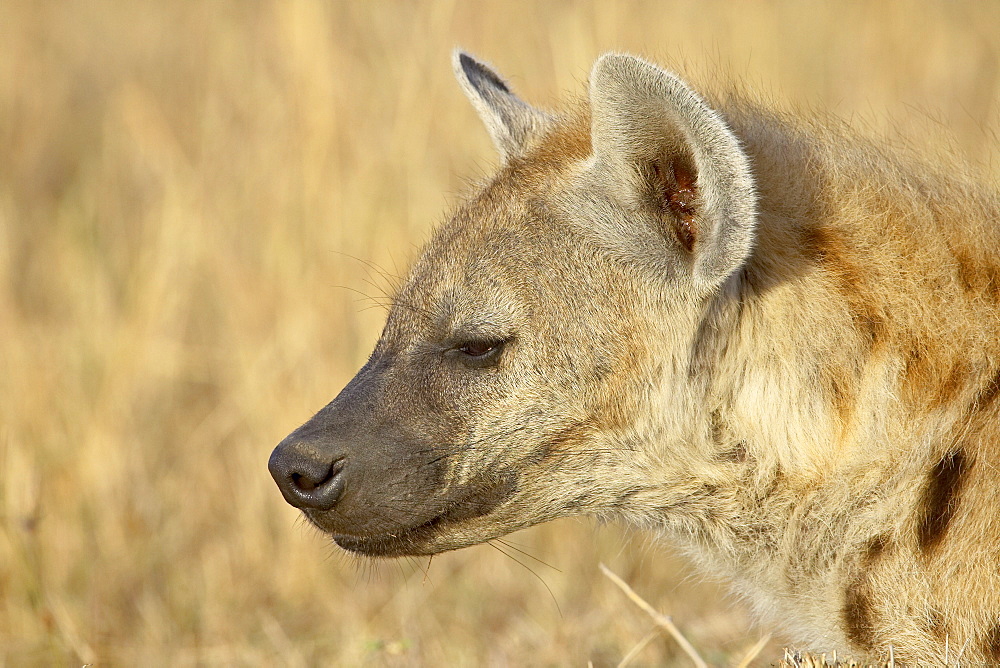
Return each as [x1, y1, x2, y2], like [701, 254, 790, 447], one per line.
[268, 438, 346, 511]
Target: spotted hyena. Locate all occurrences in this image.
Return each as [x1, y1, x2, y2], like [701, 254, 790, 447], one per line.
[269, 52, 1000, 663]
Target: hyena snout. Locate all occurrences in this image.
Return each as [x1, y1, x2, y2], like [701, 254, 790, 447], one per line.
[270, 361, 394, 517]
[268, 362, 458, 548]
[268, 435, 347, 511]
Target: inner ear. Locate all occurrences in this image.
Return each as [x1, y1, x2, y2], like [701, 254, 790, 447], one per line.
[649, 158, 699, 253]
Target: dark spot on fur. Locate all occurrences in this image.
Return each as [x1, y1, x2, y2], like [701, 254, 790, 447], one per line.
[612, 487, 644, 509]
[565, 493, 592, 510]
[983, 623, 1000, 660]
[954, 249, 1000, 300]
[735, 520, 776, 551]
[528, 422, 594, 464]
[974, 368, 1000, 409]
[760, 465, 783, 500]
[927, 609, 947, 641]
[804, 225, 864, 292]
[901, 342, 973, 410]
[843, 577, 876, 650]
[864, 533, 892, 563]
[804, 225, 886, 357]
[939, 363, 969, 407]
[802, 225, 836, 265]
[955, 252, 976, 293]
[852, 309, 885, 347]
[717, 441, 749, 463]
[917, 449, 971, 554]
[710, 410, 724, 444]
[902, 344, 928, 395]
[709, 412, 750, 463]
[447, 472, 519, 522]
[827, 371, 856, 426]
[526, 442, 553, 465]
[591, 360, 614, 382]
[841, 534, 893, 650]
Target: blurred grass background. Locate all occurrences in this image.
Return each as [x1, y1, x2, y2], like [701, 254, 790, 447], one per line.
[1, 1, 998, 665]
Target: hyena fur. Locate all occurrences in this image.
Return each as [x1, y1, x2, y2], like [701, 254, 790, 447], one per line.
[269, 52, 1000, 664]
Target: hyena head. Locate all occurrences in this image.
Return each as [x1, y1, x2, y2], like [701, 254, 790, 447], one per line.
[268, 52, 756, 558]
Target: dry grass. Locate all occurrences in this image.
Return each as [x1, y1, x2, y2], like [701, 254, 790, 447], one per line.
[1, 1, 998, 665]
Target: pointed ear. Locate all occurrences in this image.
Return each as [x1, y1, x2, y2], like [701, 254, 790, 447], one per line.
[589, 54, 757, 287]
[453, 50, 552, 163]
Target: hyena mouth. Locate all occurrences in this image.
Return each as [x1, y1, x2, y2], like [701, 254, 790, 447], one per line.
[330, 513, 456, 557]
[314, 472, 519, 558]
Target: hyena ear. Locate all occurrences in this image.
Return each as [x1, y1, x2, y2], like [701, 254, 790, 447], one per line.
[453, 50, 553, 163]
[589, 53, 757, 287]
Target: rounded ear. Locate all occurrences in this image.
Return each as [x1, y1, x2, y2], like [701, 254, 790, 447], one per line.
[453, 50, 553, 163]
[589, 53, 757, 287]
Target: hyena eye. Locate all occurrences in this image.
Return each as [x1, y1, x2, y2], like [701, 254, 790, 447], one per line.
[460, 341, 497, 356]
[447, 339, 507, 368]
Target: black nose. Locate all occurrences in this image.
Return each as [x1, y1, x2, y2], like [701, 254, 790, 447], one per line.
[268, 438, 346, 511]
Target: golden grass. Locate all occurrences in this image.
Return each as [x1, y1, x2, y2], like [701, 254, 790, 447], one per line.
[1, 1, 998, 664]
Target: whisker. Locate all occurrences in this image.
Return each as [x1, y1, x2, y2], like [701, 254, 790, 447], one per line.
[488, 541, 562, 617]
[329, 249, 404, 290]
[495, 538, 562, 573]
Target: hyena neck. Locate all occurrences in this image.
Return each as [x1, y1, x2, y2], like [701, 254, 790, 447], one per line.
[635, 139, 1000, 627]
[601, 278, 865, 642]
